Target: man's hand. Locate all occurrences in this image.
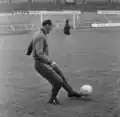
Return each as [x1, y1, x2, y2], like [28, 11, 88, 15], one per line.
[50, 61, 58, 69]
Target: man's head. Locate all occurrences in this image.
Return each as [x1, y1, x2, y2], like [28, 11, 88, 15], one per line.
[65, 19, 69, 24]
[42, 19, 53, 34]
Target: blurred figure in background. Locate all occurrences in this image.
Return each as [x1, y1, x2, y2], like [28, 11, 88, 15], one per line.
[63, 19, 72, 35]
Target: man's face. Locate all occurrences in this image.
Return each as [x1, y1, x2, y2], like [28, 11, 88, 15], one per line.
[46, 24, 53, 34]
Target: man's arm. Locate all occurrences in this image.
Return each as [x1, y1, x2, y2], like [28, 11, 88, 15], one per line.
[26, 40, 33, 56]
[35, 38, 52, 65]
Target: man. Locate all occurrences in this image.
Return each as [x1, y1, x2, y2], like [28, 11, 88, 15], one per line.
[63, 19, 72, 35]
[26, 19, 83, 105]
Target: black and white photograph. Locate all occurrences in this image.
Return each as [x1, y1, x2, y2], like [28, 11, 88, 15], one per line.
[0, 0, 120, 117]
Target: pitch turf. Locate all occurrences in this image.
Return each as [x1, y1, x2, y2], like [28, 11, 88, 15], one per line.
[0, 28, 120, 117]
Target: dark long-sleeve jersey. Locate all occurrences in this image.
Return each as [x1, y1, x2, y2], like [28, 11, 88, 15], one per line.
[26, 30, 49, 61]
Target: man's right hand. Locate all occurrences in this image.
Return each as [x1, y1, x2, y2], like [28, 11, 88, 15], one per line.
[50, 61, 58, 69]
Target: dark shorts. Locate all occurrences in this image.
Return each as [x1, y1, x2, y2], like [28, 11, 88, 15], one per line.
[34, 60, 63, 86]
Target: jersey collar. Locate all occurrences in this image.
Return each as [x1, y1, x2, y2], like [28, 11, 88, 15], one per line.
[41, 28, 47, 36]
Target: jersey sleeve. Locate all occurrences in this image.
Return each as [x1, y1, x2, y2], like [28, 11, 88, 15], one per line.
[26, 40, 33, 56]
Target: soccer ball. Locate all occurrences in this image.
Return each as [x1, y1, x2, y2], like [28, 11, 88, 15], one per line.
[80, 84, 93, 96]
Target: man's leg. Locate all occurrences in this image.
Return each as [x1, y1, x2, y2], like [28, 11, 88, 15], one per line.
[49, 85, 61, 104]
[52, 65, 83, 98]
[34, 60, 63, 104]
[52, 65, 72, 90]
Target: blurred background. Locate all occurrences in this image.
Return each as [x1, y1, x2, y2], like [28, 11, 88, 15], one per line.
[0, 0, 120, 12]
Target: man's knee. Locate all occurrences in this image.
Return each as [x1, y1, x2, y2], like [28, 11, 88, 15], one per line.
[56, 79, 63, 87]
[52, 74, 63, 89]
[53, 83, 61, 91]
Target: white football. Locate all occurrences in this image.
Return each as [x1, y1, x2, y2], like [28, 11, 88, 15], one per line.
[80, 85, 93, 96]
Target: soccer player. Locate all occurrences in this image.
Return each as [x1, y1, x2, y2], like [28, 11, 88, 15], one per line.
[26, 19, 83, 105]
[63, 19, 72, 35]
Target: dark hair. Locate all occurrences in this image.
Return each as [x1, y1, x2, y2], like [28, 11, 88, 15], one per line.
[42, 19, 53, 27]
